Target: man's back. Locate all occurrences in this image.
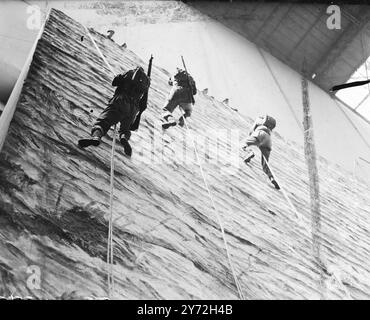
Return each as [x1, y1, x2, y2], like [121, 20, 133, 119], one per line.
[112, 67, 150, 102]
[172, 69, 196, 94]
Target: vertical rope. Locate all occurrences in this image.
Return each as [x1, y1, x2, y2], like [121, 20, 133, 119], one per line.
[84, 25, 117, 299]
[257, 48, 303, 132]
[332, 97, 370, 151]
[256, 46, 324, 297]
[85, 26, 116, 75]
[179, 56, 245, 299]
[180, 109, 245, 300]
[107, 124, 118, 298]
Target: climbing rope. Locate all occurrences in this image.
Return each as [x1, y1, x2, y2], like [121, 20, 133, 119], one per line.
[107, 125, 118, 298]
[332, 98, 370, 151]
[179, 109, 245, 300]
[84, 25, 117, 299]
[257, 49, 311, 228]
[257, 48, 303, 133]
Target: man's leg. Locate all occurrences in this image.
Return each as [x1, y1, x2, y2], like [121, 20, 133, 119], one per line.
[118, 102, 139, 156]
[260, 147, 272, 178]
[178, 103, 192, 127]
[118, 127, 132, 157]
[260, 147, 280, 189]
[95, 104, 123, 135]
[162, 88, 178, 118]
[242, 135, 259, 163]
[162, 87, 186, 129]
[162, 99, 178, 129]
[78, 104, 121, 148]
[119, 129, 131, 141]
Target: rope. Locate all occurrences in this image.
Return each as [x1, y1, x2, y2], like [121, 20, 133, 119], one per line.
[84, 25, 117, 299]
[253, 47, 321, 231]
[85, 26, 116, 75]
[107, 125, 118, 298]
[332, 97, 370, 151]
[257, 48, 303, 132]
[179, 109, 245, 300]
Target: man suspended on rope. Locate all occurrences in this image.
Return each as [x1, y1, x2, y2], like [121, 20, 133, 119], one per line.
[78, 66, 151, 157]
[162, 67, 197, 129]
[242, 115, 280, 190]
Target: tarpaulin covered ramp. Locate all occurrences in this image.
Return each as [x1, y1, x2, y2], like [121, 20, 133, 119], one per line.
[0, 9, 370, 299]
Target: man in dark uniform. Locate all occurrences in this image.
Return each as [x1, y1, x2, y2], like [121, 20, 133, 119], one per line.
[78, 66, 150, 156]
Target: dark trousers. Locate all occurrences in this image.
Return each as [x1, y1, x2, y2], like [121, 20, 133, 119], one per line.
[162, 86, 193, 117]
[92, 95, 139, 140]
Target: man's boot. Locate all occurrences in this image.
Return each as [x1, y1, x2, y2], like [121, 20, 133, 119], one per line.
[162, 113, 177, 129]
[78, 128, 102, 149]
[244, 151, 255, 164]
[119, 133, 132, 157]
[270, 176, 280, 190]
[178, 115, 185, 127]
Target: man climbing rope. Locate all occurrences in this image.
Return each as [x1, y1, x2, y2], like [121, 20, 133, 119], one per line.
[78, 66, 151, 157]
[162, 67, 197, 129]
[242, 115, 280, 190]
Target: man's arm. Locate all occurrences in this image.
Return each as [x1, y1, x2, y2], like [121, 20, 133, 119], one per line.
[188, 75, 197, 95]
[245, 130, 270, 148]
[260, 147, 273, 179]
[130, 79, 151, 131]
[249, 115, 266, 135]
[249, 119, 258, 136]
[245, 134, 260, 148]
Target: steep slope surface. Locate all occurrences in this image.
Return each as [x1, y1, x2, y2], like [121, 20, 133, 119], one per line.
[0, 9, 370, 299]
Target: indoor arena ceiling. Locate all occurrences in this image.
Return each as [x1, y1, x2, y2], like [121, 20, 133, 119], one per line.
[187, 2, 370, 92]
